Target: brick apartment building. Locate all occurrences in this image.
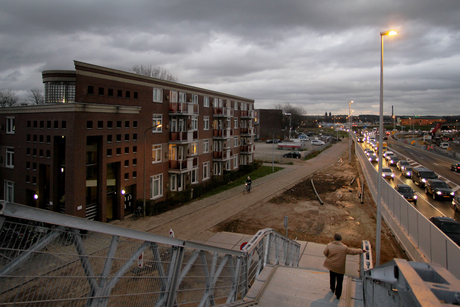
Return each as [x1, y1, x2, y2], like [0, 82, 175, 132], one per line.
[0, 61, 255, 222]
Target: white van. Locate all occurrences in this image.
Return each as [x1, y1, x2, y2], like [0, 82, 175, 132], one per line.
[440, 142, 449, 149]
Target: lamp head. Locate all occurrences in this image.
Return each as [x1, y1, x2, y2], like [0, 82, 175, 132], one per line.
[380, 30, 398, 36]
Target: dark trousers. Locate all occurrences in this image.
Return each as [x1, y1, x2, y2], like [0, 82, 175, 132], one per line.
[329, 271, 344, 298]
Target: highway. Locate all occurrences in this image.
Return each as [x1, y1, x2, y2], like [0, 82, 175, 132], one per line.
[360, 135, 460, 222]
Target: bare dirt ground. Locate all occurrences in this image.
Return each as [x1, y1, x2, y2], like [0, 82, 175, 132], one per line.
[214, 146, 408, 264]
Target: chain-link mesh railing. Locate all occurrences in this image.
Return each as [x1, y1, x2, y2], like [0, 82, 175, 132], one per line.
[0, 202, 300, 306]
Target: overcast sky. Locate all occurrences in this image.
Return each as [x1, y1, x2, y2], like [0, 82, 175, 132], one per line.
[1, 0, 459, 116]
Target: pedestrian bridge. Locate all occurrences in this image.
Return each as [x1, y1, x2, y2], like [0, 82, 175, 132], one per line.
[1, 202, 460, 306]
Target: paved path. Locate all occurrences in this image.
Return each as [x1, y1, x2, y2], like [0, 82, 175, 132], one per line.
[112, 141, 349, 243]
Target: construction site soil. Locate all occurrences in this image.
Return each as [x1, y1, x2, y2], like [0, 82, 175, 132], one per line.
[214, 148, 408, 264]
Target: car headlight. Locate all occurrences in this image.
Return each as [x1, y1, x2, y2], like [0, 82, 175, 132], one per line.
[437, 191, 443, 195]
[451, 192, 455, 196]
[422, 178, 427, 182]
[413, 195, 418, 199]
[407, 172, 411, 176]
[391, 160, 394, 163]
[391, 174, 395, 178]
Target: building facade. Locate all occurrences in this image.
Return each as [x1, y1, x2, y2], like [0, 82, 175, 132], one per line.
[0, 61, 255, 222]
[254, 109, 283, 140]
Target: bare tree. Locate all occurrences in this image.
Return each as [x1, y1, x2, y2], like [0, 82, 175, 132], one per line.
[131, 65, 178, 82]
[0, 89, 19, 107]
[25, 88, 45, 105]
[274, 103, 307, 132]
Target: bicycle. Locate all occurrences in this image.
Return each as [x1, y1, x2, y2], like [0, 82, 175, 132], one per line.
[133, 206, 144, 220]
[243, 183, 251, 195]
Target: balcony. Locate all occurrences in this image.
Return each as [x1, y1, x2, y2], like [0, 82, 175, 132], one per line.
[213, 107, 234, 118]
[240, 110, 255, 119]
[169, 130, 198, 143]
[213, 128, 233, 139]
[213, 150, 232, 161]
[169, 102, 199, 115]
[240, 127, 254, 136]
[169, 157, 198, 173]
[240, 145, 255, 154]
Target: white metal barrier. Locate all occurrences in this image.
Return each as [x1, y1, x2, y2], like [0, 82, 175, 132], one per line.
[354, 138, 460, 279]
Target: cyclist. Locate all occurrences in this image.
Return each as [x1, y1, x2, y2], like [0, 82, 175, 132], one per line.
[245, 176, 252, 193]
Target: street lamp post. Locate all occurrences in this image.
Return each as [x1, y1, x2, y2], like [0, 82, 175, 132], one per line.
[348, 101, 353, 163]
[376, 30, 397, 266]
[284, 113, 292, 140]
[143, 123, 162, 218]
[272, 129, 284, 172]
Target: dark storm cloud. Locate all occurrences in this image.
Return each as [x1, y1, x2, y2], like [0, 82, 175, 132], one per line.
[0, 0, 459, 115]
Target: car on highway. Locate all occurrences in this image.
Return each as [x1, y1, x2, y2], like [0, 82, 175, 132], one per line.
[412, 167, 438, 188]
[453, 195, 460, 212]
[381, 167, 395, 180]
[282, 151, 301, 159]
[397, 160, 410, 171]
[387, 155, 400, 166]
[401, 167, 413, 178]
[311, 140, 325, 146]
[425, 179, 454, 200]
[451, 163, 460, 173]
[368, 154, 378, 163]
[266, 139, 280, 144]
[429, 216, 460, 245]
[396, 184, 417, 205]
[357, 135, 364, 142]
[383, 151, 394, 158]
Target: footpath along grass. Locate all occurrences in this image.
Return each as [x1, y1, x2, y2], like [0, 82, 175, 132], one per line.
[201, 166, 284, 198]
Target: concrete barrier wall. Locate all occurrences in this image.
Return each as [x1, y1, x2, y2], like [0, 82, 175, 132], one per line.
[355, 140, 460, 279]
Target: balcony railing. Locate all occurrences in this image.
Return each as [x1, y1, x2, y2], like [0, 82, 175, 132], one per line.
[240, 145, 255, 154]
[240, 127, 254, 135]
[240, 110, 255, 118]
[213, 129, 233, 138]
[169, 130, 198, 143]
[213, 107, 234, 117]
[169, 157, 198, 173]
[213, 150, 232, 161]
[169, 102, 199, 115]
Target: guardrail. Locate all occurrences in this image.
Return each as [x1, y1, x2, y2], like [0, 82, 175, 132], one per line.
[0, 202, 300, 306]
[354, 136, 460, 279]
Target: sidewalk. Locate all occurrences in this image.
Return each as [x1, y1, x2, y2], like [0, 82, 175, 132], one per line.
[112, 141, 349, 243]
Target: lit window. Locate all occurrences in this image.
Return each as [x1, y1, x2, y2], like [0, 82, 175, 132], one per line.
[153, 88, 163, 102]
[150, 174, 163, 199]
[152, 145, 162, 164]
[190, 143, 197, 156]
[152, 115, 163, 132]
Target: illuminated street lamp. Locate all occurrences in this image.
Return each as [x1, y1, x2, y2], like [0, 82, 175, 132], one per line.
[348, 100, 353, 163]
[143, 123, 162, 218]
[376, 29, 398, 266]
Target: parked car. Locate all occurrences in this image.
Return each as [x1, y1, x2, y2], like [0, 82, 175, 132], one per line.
[282, 151, 301, 159]
[368, 154, 378, 163]
[311, 140, 325, 146]
[440, 142, 449, 149]
[402, 167, 413, 178]
[397, 160, 410, 171]
[396, 184, 417, 205]
[425, 179, 454, 200]
[451, 163, 460, 173]
[381, 167, 395, 180]
[412, 167, 438, 188]
[429, 216, 460, 245]
[387, 155, 400, 166]
[453, 195, 460, 212]
[266, 139, 280, 144]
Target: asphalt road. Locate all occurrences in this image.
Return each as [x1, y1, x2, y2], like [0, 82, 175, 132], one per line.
[360, 137, 460, 222]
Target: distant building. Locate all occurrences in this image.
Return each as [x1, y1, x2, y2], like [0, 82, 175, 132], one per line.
[254, 109, 283, 140]
[0, 61, 255, 222]
[398, 116, 446, 126]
